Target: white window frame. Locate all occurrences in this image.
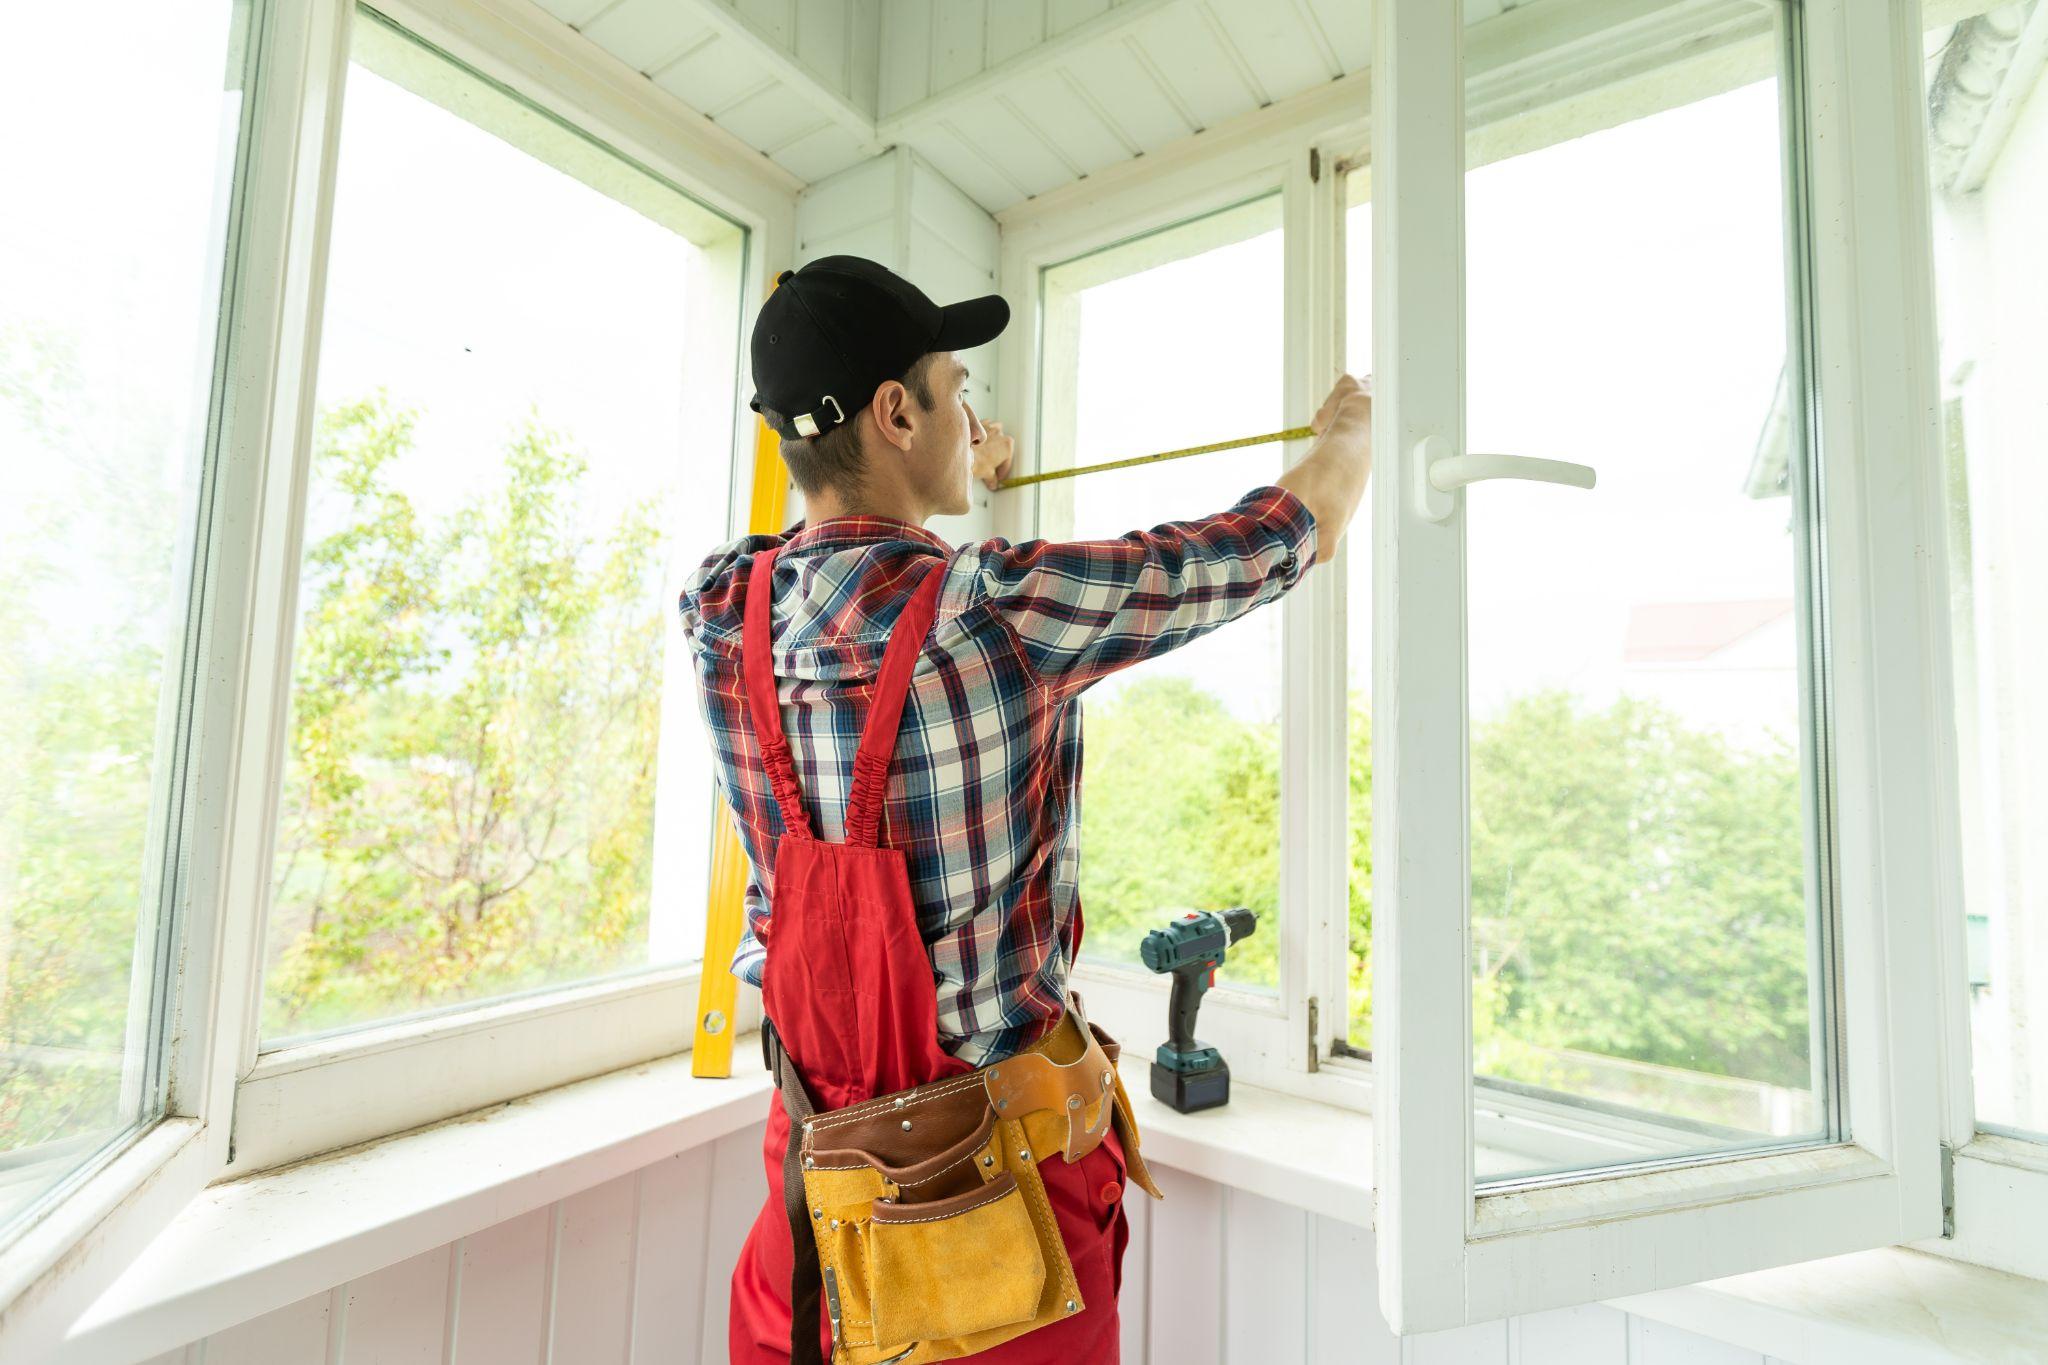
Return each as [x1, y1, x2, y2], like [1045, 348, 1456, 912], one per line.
[0, 0, 796, 1346]
[994, 86, 1369, 1114]
[212, 0, 794, 1178]
[1369, 0, 1953, 1331]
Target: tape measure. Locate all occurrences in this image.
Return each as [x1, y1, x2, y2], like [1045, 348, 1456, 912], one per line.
[999, 425, 1316, 490]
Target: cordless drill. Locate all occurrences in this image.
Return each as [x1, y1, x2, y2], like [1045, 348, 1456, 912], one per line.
[1139, 907, 1258, 1113]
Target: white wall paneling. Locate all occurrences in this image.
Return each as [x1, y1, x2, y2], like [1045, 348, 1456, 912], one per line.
[790, 145, 1006, 550]
[140, 1131, 1791, 1364]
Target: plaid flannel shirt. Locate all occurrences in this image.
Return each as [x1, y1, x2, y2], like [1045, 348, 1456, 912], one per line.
[677, 483, 1319, 1066]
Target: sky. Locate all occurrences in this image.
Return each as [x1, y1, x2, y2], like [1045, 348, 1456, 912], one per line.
[0, 3, 242, 660]
[308, 64, 709, 566]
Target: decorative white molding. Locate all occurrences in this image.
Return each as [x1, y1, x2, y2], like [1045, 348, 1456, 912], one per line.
[1926, 0, 2047, 194]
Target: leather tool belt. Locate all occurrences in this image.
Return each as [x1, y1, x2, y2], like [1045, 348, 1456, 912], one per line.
[763, 991, 1164, 1365]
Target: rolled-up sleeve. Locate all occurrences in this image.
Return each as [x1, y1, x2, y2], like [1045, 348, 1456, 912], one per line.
[971, 483, 1318, 700]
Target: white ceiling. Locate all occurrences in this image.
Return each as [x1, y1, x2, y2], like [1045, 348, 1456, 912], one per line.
[527, 0, 1534, 212]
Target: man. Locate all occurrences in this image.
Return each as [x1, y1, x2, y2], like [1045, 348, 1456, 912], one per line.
[679, 255, 1370, 1363]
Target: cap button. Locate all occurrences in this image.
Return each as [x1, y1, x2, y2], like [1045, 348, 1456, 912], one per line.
[776, 268, 796, 284]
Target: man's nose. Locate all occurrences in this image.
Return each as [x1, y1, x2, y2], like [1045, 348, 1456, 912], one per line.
[965, 403, 986, 444]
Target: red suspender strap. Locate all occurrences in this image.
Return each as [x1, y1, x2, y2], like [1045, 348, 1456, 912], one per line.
[743, 547, 950, 847]
[741, 547, 814, 839]
[844, 556, 948, 848]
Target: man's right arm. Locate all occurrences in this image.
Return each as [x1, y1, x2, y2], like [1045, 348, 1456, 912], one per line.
[972, 374, 1372, 701]
[972, 483, 1319, 701]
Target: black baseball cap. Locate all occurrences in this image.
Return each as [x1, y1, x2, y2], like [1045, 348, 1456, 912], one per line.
[747, 255, 1009, 440]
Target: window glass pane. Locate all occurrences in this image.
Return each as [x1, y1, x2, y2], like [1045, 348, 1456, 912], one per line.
[260, 11, 745, 1043]
[1925, 2, 2048, 1142]
[1344, 167, 1375, 1052]
[1461, 4, 1833, 1183]
[0, 1, 249, 1240]
[1035, 194, 1285, 990]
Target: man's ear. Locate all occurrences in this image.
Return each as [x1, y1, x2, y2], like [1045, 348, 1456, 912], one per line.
[869, 379, 917, 452]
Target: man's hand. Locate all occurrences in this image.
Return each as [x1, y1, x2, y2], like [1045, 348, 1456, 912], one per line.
[1310, 372, 1372, 442]
[1277, 373, 1373, 563]
[974, 420, 1016, 490]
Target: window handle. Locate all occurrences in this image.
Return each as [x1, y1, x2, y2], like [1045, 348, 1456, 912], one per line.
[1412, 436, 1598, 523]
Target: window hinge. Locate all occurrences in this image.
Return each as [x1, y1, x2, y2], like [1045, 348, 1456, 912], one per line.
[1940, 1142, 1956, 1239]
[1309, 147, 1322, 183]
[1307, 995, 1321, 1073]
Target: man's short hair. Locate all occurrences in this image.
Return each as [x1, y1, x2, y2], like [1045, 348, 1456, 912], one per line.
[758, 353, 942, 498]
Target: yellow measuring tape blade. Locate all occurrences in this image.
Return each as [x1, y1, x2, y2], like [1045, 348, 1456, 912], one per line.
[693, 283, 793, 1080]
[999, 425, 1315, 489]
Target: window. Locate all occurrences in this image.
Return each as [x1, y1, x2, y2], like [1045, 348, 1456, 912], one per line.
[1341, 32, 1832, 1163]
[1371, 0, 1945, 1329]
[259, 10, 746, 1045]
[0, 0, 252, 1251]
[1342, 167, 1374, 1054]
[1033, 193, 1288, 992]
[1461, 55, 1827, 1180]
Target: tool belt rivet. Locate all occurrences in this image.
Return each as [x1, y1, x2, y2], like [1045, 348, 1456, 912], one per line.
[996, 1098, 1008, 1110]
[981, 1154, 994, 1167]
[830, 1218, 841, 1230]
[901, 1119, 913, 1131]
[1018, 1149, 1030, 1161]
[1067, 1095, 1080, 1109]
[812, 1207, 823, 1219]
[804, 1156, 815, 1167]
[1065, 1301, 1079, 1314]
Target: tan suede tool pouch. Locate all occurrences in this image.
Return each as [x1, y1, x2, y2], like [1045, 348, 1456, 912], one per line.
[795, 998, 1151, 1365]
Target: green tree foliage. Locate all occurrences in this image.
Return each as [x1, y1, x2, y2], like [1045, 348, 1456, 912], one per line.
[0, 595, 162, 1150]
[263, 394, 668, 1037]
[1076, 677, 1281, 987]
[1471, 691, 1811, 1091]
[1079, 677, 1810, 1099]
[1, 319, 182, 1153]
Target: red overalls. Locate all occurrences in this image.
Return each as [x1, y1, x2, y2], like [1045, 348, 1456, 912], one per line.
[728, 545, 1131, 1364]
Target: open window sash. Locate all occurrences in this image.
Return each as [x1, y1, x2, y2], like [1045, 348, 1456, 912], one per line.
[1369, 0, 1950, 1332]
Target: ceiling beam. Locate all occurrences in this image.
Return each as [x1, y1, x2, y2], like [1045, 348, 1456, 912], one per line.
[875, 0, 1185, 144]
[667, 0, 886, 158]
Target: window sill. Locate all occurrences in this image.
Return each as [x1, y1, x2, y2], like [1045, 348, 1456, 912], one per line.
[57, 1043, 775, 1364]
[1121, 1075, 1375, 1228]
[1617, 1244, 2048, 1364]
